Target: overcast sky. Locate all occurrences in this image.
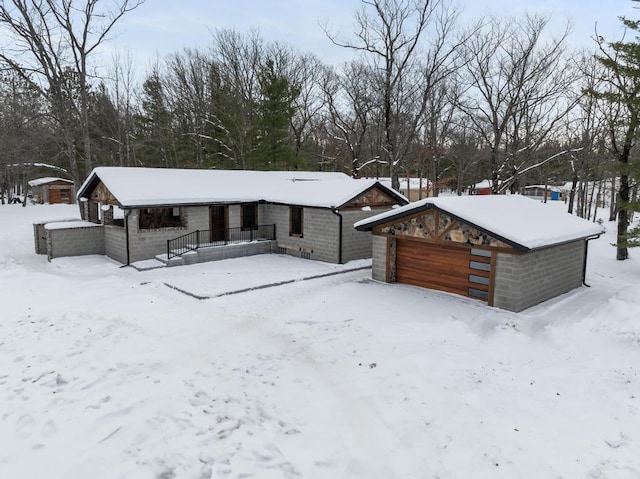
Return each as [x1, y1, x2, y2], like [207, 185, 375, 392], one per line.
[104, 0, 637, 68]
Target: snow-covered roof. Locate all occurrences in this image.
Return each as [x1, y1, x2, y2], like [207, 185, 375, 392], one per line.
[28, 177, 73, 187]
[355, 194, 604, 250]
[77, 167, 406, 209]
[524, 185, 565, 193]
[473, 180, 493, 189]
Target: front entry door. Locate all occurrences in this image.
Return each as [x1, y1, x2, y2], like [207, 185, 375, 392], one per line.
[209, 205, 228, 242]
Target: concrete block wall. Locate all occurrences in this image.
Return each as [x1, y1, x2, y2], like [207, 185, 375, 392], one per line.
[261, 204, 340, 263]
[493, 240, 586, 312]
[341, 208, 389, 262]
[34, 219, 81, 255]
[127, 208, 189, 262]
[46, 224, 105, 260]
[187, 206, 210, 230]
[104, 225, 127, 264]
[371, 235, 388, 281]
[228, 205, 242, 229]
[195, 241, 274, 263]
[33, 223, 48, 254]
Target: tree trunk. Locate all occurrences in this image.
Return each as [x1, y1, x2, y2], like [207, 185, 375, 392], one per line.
[617, 172, 630, 260]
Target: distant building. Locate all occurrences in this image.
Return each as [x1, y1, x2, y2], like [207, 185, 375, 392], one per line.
[471, 180, 493, 195]
[522, 185, 566, 201]
[28, 178, 75, 204]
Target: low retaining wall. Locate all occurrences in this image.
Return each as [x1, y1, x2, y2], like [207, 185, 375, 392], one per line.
[44, 221, 105, 260]
[33, 218, 80, 255]
[165, 240, 276, 267]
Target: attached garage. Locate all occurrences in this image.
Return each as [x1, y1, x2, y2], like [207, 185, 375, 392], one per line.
[355, 195, 604, 312]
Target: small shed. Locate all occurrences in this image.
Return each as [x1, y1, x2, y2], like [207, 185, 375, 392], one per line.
[28, 177, 75, 204]
[355, 195, 604, 312]
[472, 180, 493, 195]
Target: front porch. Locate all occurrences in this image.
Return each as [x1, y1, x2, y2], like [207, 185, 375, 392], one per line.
[159, 224, 277, 268]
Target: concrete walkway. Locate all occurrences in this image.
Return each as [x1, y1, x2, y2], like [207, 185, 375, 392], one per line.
[162, 265, 372, 300]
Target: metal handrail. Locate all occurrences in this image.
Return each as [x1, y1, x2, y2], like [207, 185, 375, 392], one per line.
[167, 224, 276, 260]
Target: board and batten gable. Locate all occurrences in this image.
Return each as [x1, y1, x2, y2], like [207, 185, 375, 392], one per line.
[339, 184, 406, 263]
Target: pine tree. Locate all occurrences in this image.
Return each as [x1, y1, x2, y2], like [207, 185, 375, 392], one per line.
[592, 0, 640, 259]
[251, 59, 300, 170]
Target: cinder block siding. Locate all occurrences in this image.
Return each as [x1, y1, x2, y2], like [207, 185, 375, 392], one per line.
[126, 208, 188, 262]
[371, 235, 388, 281]
[104, 225, 127, 263]
[493, 240, 586, 312]
[195, 241, 274, 263]
[340, 209, 388, 262]
[228, 205, 242, 229]
[261, 204, 340, 263]
[187, 206, 210, 230]
[47, 225, 105, 260]
[33, 223, 47, 254]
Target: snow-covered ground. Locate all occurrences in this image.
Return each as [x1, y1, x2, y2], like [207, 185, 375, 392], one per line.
[1, 203, 639, 479]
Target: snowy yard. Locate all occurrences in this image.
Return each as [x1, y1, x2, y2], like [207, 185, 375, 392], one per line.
[1, 203, 639, 479]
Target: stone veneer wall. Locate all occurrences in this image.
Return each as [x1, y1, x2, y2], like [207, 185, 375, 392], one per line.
[493, 240, 586, 312]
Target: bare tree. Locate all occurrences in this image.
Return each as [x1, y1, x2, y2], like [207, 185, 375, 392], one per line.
[322, 61, 378, 177]
[324, 0, 460, 190]
[0, 0, 144, 188]
[107, 50, 138, 167]
[458, 14, 574, 193]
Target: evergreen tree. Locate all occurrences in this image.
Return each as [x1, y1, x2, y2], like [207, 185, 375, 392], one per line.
[591, 0, 640, 259]
[136, 72, 175, 168]
[251, 58, 300, 170]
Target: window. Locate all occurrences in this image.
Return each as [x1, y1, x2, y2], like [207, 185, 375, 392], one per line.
[241, 203, 258, 230]
[468, 288, 489, 300]
[290, 206, 303, 237]
[139, 207, 183, 229]
[469, 260, 491, 272]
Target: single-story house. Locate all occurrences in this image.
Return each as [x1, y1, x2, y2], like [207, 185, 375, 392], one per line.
[28, 177, 75, 204]
[35, 167, 407, 266]
[354, 195, 604, 312]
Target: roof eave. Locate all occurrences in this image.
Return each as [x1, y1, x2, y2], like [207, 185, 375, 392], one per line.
[355, 201, 529, 252]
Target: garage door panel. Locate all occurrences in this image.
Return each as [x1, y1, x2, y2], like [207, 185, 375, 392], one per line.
[396, 239, 493, 302]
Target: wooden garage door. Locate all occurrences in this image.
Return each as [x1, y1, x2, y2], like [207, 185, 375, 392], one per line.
[396, 239, 492, 302]
[48, 188, 61, 204]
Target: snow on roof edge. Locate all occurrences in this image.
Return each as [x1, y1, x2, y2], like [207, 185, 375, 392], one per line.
[77, 167, 405, 209]
[355, 195, 604, 250]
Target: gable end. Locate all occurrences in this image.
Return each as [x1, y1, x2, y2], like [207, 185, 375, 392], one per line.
[373, 206, 516, 251]
[340, 185, 403, 210]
